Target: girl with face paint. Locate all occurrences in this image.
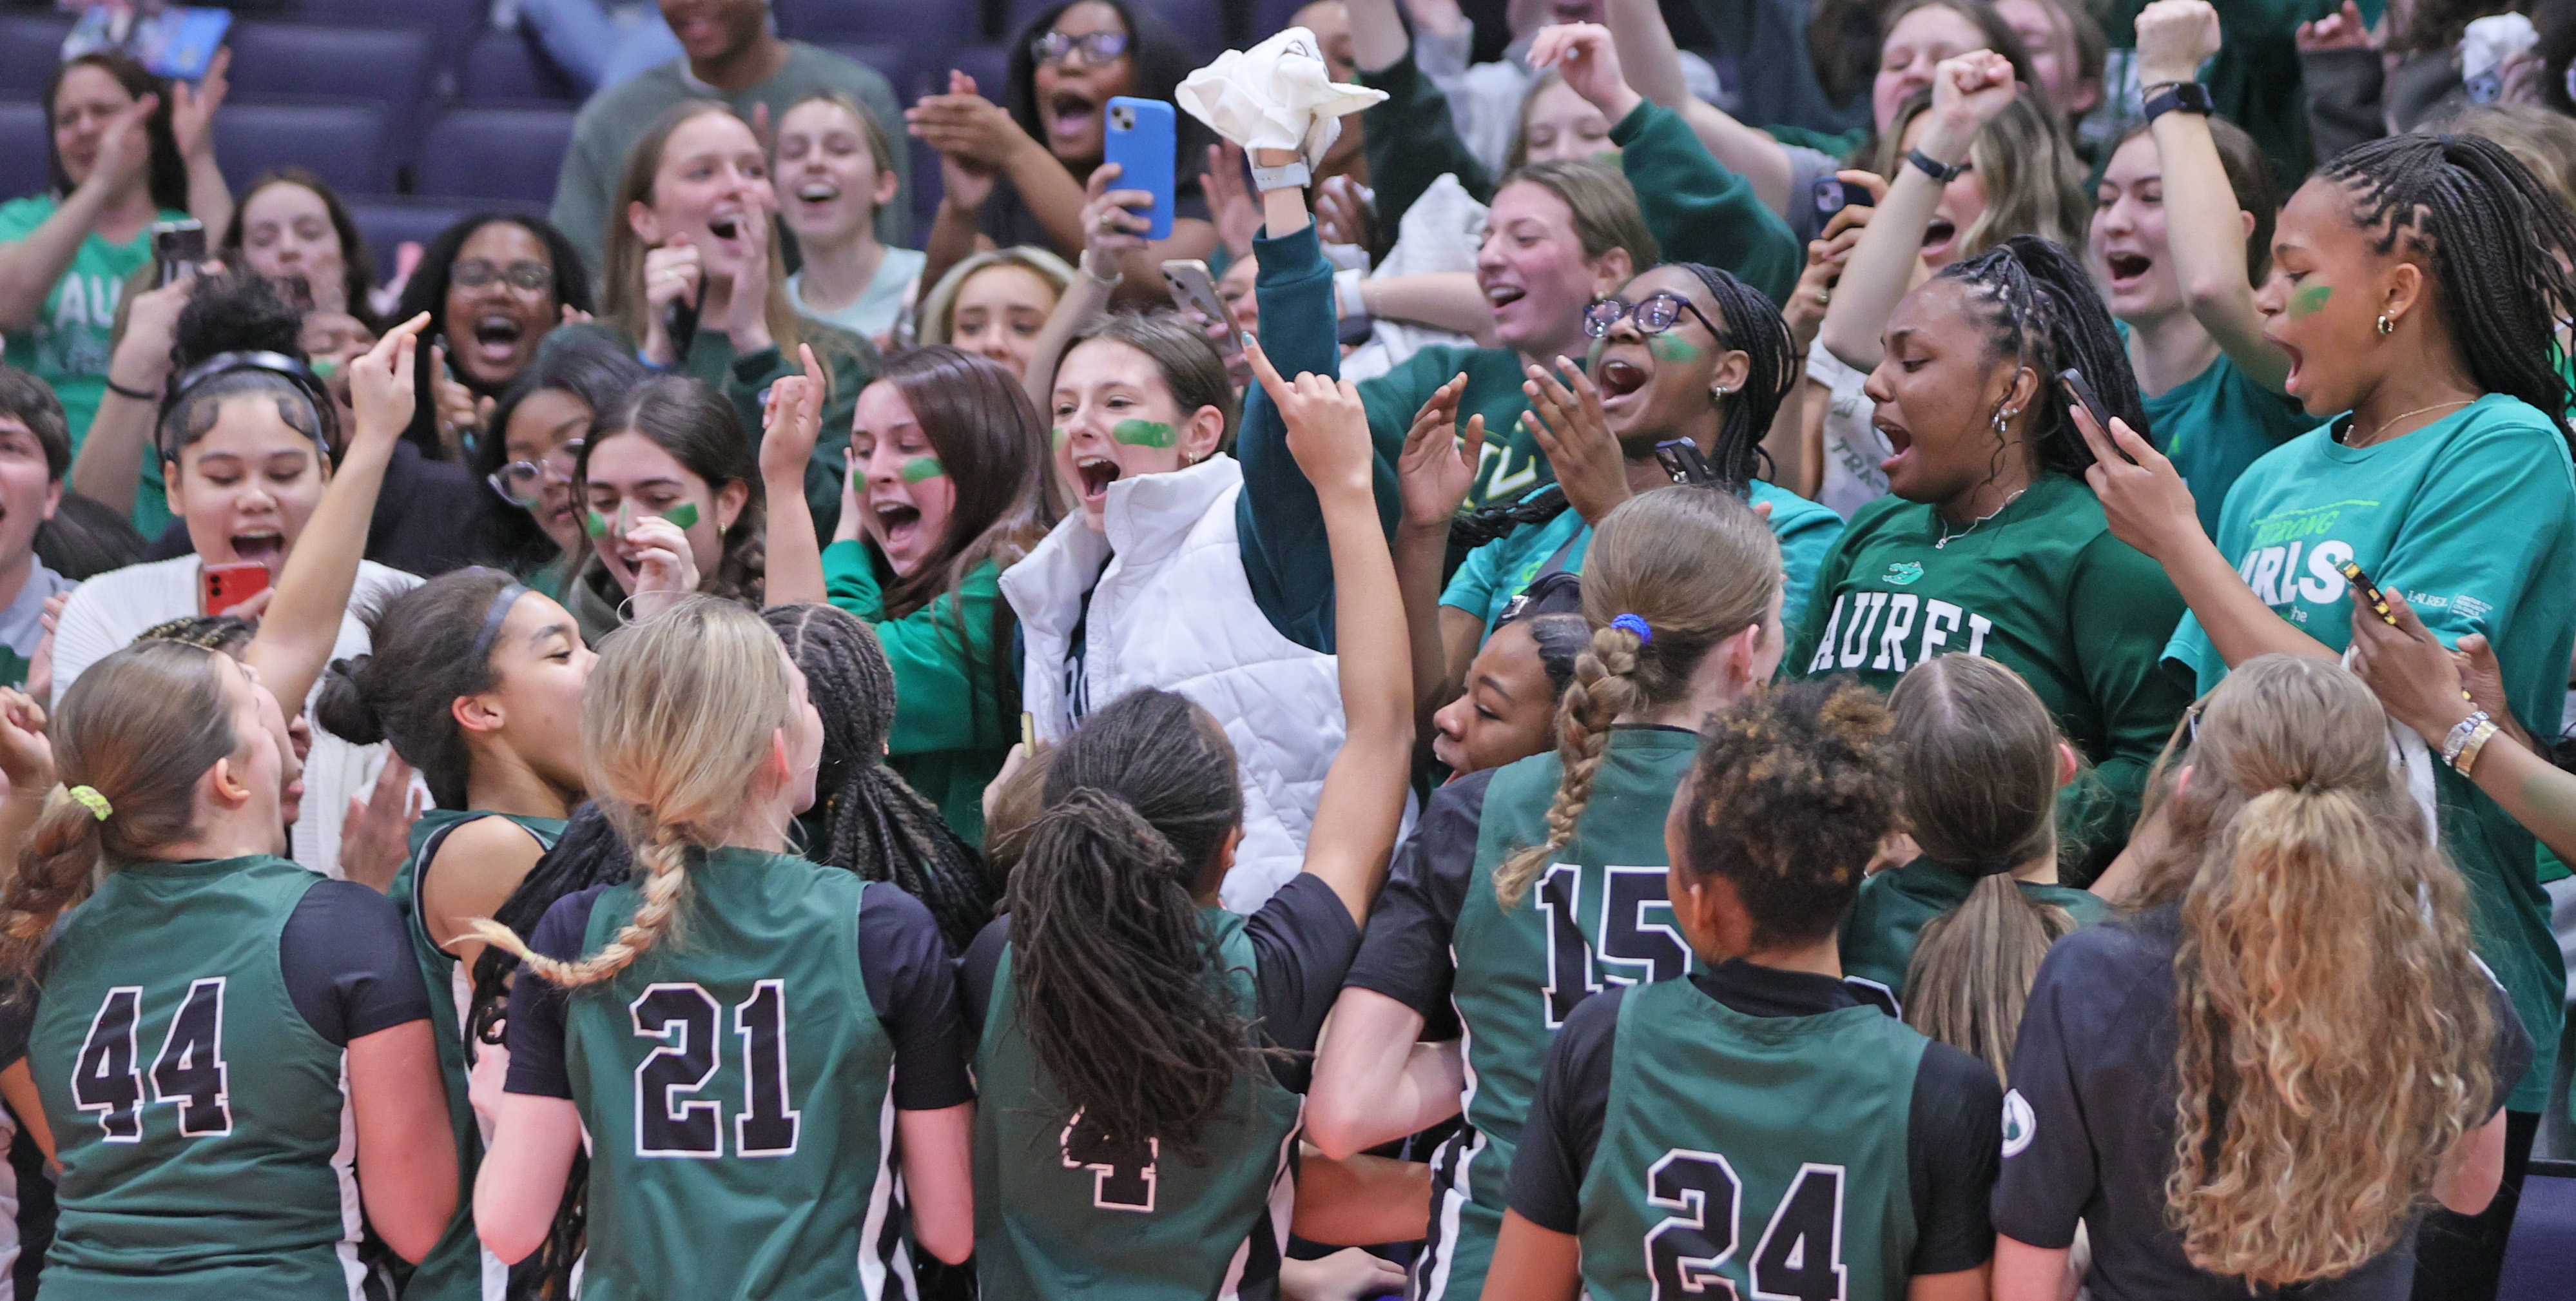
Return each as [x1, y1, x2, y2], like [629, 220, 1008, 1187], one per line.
[760, 344, 1057, 848]
[562, 375, 764, 644]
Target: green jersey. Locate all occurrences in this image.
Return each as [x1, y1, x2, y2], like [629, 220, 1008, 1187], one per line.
[2134, 346, 2319, 540]
[1575, 979, 1928, 1301]
[1425, 725, 1699, 1301]
[1361, 344, 1545, 511]
[396, 810, 566, 1301]
[2168, 394, 2576, 1113]
[971, 908, 1303, 1300]
[0, 197, 186, 454]
[28, 856, 393, 1298]
[559, 852, 906, 1300]
[1839, 859, 2111, 997]
[1786, 474, 2194, 882]
[1439, 482, 1846, 636]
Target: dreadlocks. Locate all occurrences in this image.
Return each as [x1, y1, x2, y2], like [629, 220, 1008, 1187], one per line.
[2322, 133, 2576, 450]
[1448, 262, 1798, 550]
[1936, 233, 2148, 480]
[763, 603, 998, 951]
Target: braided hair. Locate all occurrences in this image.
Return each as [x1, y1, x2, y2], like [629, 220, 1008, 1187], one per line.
[763, 605, 998, 950]
[2319, 133, 2576, 447]
[1449, 263, 1796, 549]
[1009, 688, 1252, 1158]
[1935, 234, 2147, 481]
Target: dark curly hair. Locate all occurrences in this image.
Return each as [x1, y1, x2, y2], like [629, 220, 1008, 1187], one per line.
[1678, 678, 1897, 948]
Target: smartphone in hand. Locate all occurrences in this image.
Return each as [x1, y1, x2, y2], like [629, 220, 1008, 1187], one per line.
[1160, 259, 1242, 361]
[201, 562, 270, 618]
[1103, 97, 1177, 241]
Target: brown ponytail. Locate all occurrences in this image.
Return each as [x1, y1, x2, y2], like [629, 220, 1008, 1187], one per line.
[1495, 486, 1779, 906]
[0, 642, 240, 983]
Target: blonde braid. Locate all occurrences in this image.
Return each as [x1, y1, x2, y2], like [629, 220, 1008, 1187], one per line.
[1495, 624, 1642, 906]
[474, 826, 697, 988]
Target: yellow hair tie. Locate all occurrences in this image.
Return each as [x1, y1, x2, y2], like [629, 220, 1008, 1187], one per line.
[65, 786, 110, 821]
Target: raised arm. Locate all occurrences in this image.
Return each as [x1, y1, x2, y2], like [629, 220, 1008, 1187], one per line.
[243, 314, 428, 717]
[1393, 377, 1483, 724]
[1244, 336, 1413, 926]
[758, 349, 829, 606]
[72, 271, 195, 514]
[1818, 52, 2018, 369]
[1016, 171, 1126, 413]
[2136, 1, 2287, 390]
[1603, 0, 1795, 217]
[171, 50, 233, 240]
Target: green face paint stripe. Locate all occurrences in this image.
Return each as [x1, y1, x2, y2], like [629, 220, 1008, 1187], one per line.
[2290, 284, 2332, 317]
[900, 456, 947, 484]
[583, 509, 609, 538]
[1052, 426, 1069, 447]
[661, 502, 700, 529]
[1647, 333, 1703, 363]
[1111, 418, 1177, 449]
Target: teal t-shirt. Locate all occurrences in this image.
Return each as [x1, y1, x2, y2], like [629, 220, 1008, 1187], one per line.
[2167, 393, 2576, 1112]
[2132, 342, 2319, 539]
[0, 195, 184, 451]
[1439, 481, 1845, 634]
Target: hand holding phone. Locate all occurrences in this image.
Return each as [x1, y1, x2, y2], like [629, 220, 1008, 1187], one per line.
[201, 562, 270, 618]
[1161, 260, 1242, 360]
[1103, 97, 1177, 241]
[2339, 560, 2400, 627]
[153, 219, 206, 288]
[1812, 176, 1875, 217]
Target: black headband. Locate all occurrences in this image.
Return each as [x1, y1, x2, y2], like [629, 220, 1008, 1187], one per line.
[159, 349, 340, 460]
[469, 580, 531, 665]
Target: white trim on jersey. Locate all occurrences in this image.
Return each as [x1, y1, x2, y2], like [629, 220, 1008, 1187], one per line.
[853, 1090, 911, 1300]
[332, 1054, 365, 1301]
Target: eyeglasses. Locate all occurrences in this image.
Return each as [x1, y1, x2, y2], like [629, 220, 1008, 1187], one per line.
[1030, 29, 1130, 66]
[1583, 293, 1723, 340]
[452, 259, 552, 291]
[487, 438, 582, 507]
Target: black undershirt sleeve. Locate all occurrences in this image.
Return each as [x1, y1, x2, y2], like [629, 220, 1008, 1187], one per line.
[1246, 874, 1362, 1090]
[959, 915, 1009, 1038]
[1338, 770, 1489, 1022]
[280, 879, 435, 1047]
[502, 885, 610, 1099]
[1905, 1039, 2003, 1275]
[1502, 986, 1623, 1236]
[857, 886, 976, 1111]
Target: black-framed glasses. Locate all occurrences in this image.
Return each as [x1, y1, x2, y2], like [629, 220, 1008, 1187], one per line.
[1030, 30, 1130, 66]
[1583, 292, 1722, 340]
[452, 258, 552, 291]
[486, 438, 582, 507]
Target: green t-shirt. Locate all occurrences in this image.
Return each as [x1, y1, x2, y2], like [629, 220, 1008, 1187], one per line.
[0, 196, 184, 451]
[2133, 342, 2319, 539]
[1440, 481, 1846, 634]
[2165, 393, 2576, 1112]
[822, 542, 1012, 848]
[1837, 859, 2111, 997]
[1787, 474, 2194, 883]
[1361, 344, 1542, 511]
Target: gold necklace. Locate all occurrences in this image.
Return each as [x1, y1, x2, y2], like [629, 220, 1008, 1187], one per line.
[2350, 398, 2475, 447]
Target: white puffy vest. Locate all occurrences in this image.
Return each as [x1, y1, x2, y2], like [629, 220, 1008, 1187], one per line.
[1002, 456, 1344, 911]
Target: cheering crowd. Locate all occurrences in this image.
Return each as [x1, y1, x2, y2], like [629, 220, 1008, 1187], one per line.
[0, 0, 2574, 1296]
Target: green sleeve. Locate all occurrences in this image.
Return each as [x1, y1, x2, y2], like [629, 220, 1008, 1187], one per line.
[2377, 426, 2569, 696]
[1442, 533, 1507, 616]
[1359, 50, 1493, 228]
[1611, 99, 1803, 306]
[1763, 125, 1866, 159]
[686, 326, 876, 543]
[1783, 514, 1861, 678]
[1234, 222, 1368, 652]
[823, 543, 1012, 758]
[1767, 500, 1846, 634]
[2062, 531, 2196, 879]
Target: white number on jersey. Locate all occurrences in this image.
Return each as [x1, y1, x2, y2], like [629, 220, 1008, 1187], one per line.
[1536, 865, 1691, 1025]
[630, 980, 800, 1159]
[71, 978, 233, 1141]
[1645, 1152, 1847, 1300]
[1060, 1111, 1158, 1212]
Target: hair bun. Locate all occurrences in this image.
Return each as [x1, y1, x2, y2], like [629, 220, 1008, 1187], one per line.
[311, 655, 385, 747]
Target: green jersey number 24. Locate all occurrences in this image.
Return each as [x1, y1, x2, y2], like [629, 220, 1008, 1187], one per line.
[1645, 1151, 1847, 1301]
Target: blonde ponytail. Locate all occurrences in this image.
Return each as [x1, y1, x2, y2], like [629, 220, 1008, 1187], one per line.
[1903, 873, 2073, 1079]
[1493, 486, 1779, 907]
[472, 596, 794, 990]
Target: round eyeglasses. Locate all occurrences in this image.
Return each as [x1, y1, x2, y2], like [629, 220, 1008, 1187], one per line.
[1582, 292, 1722, 340]
[1030, 29, 1130, 66]
[487, 438, 582, 507]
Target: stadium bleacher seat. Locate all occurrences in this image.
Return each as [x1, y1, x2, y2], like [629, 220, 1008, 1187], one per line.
[923, 43, 1011, 101]
[2502, 1159, 2576, 1301]
[214, 103, 390, 196]
[223, 24, 435, 121]
[817, 42, 905, 92]
[1254, 0, 1319, 44]
[776, 0, 975, 53]
[345, 197, 543, 271]
[296, 0, 486, 37]
[413, 108, 577, 206]
[0, 14, 73, 96]
[0, 101, 50, 204]
[459, 26, 579, 105]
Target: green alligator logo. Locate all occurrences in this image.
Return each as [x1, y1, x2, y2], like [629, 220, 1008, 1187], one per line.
[1883, 561, 1924, 586]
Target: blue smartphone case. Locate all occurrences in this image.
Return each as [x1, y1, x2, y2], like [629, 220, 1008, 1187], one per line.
[1103, 97, 1177, 241]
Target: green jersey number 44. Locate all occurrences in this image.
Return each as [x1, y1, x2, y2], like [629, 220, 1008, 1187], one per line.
[72, 977, 233, 1140]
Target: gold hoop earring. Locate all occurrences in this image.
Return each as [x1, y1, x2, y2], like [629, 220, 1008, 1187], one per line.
[2377, 312, 2396, 336]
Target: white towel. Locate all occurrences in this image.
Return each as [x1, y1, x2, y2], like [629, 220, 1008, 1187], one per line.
[1177, 26, 1388, 167]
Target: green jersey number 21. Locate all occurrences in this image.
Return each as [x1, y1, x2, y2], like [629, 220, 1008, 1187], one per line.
[72, 977, 233, 1141]
[1645, 1151, 1846, 1300]
[631, 979, 800, 1159]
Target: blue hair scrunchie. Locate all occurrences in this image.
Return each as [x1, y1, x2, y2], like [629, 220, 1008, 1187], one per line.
[1610, 612, 1654, 645]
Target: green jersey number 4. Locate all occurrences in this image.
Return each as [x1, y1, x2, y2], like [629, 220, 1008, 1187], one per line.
[631, 980, 800, 1159]
[1645, 1151, 1846, 1300]
[73, 978, 232, 1141]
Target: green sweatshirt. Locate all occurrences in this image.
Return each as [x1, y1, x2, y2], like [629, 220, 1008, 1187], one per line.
[822, 541, 1013, 847]
[1787, 474, 2195, 883]
[2166, 395, 2576, 1113]
[545, 319, 874, 542]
